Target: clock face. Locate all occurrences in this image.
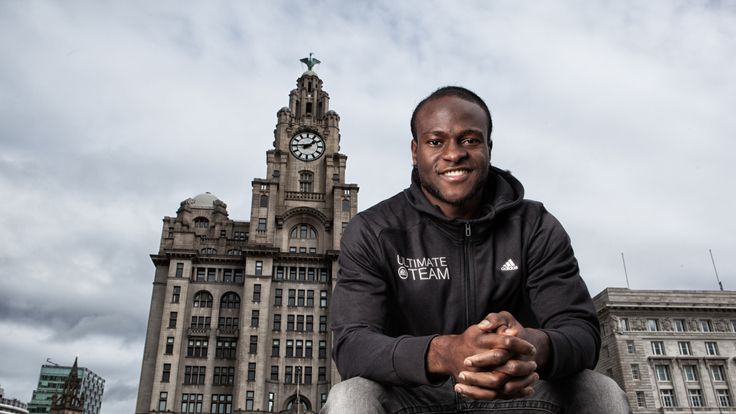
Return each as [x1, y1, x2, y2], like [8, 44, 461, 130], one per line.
[290, 132, 325, 161]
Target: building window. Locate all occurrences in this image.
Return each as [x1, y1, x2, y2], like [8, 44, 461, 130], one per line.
[220, 292, 240, 309]
[207, 268, 216, 281]
[299, 171, 313, 192]
[286, 339, 294, 357]
[213, 367, 234, 385]
[319, 340, 327, 359]
[711, 365, 726, 381]
[158, 392, 168, 411]
[247, 363, 256, 381]
[320, 268, 328, 282]
[305, 340, 313, 358]
[260, 194, 269, 208]
[298, 290, 305, 306]
[193, 291, 213, 308]
[688, 389, 704, 407]
[318, 366, 327, 383]
[655, 364, 671, 382]
[651, 341, 665, 355]
[296, 315, 304, 331]
[271, 365, 279, 381]
[705, 341, 719, 356]
[196, 268, 205, 281]
[245, 391, 254, 411]
[234, 269, 243, 283]
[295, 340, 304, 357]
[717, 389, 732, 407]
[619, 318, 629, 331]
[184, 366, 206, 385]
[272, 339, 280, 357]
[211, 394, 232, 414]
[289, 223, 318, 239]
[285, 366, 293, 384]
[683, 364, 698, 381]
[249, 335, 258, 354]
[635, 391, 646, 408]
[175, 262, 184, 277]
[646, 319, 659, 332]
[253, 284, 261, 302]
[306, 315, 314, 332]
[342, 198, 350, 211]
[631, 364, 640, 380]
[250, 309, 259, 328]
[673, 319, 686, 332]
[678, 341, 692, 356]
[187, 338, 208, 358]
[275, 288, 283, 306]
[306, 290, 315, 307]
[169, 312, 178, 329]
[227, 249, 241, 256]
[194, 217, 209, 228]
[276, 267, 284, 280]
[165, 337, 174, 354]
[320, 290, 328, 307]
[320, 316, 327, 333]
[257, 218, 267, 231]
[288, 289, 296, 306]
[287, 315, 295, 331]
[171, 286, 181, 303]
[161, 363, 171, 382]
[217, 316, 236, 330]
[181, 394, 203, 414]
[216, 338, 237, 359]
[200, 247, 217, 255]
[304, 366, 312, 384]
[255, 260, 263, 276]
[700, 319, 713, 332]
[273, 314, 281, 331]
[268, 393, 275, 412]
[660, 389, 676, 408]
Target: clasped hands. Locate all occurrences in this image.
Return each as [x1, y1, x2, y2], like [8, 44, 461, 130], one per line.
[427, 311, 549, 400]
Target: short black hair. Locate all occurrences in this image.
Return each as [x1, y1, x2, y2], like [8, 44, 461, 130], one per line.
[410, 86, 493, 144]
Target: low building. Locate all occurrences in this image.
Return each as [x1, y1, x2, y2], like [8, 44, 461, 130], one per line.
[0, 385, 29, 414]
[27, 360, 104, 414]
[594, 288, 736, 413]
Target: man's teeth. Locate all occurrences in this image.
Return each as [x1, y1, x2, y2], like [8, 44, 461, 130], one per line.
[442, 170, 467, 177]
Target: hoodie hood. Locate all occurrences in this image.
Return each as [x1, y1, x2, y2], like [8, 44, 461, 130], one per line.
[404, 165, 525, 224]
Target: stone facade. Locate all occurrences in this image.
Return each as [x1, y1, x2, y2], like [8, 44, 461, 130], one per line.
[135, 63, 357, 414]
[594, 288, 736, 413]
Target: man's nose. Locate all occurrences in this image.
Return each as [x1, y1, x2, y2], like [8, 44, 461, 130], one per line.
[442, 140, 467, 162]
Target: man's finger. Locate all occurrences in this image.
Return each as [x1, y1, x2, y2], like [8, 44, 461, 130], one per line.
[502, 372, 540, 396]
[457, 370, 510, 390]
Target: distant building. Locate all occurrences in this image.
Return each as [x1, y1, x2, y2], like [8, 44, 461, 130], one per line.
[594, 288, 736, 413]
[135, 56, 358, 413]
[0, 385, 29, 414]
[27, 359, 104, 414]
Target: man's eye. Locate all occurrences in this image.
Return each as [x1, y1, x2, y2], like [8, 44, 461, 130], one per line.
[463, 137, 481, 145]
[427, 140, 441, 146]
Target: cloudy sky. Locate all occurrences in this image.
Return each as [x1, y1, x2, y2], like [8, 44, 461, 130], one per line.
[1, 1, 734, 412]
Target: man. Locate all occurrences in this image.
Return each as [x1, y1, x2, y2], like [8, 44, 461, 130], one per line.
[323, 87, 630, 413]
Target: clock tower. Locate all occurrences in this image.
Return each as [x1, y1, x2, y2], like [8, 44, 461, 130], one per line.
[135, 56, 357, 414]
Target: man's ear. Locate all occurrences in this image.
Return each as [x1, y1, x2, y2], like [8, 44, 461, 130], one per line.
[411, 139, 417, 166]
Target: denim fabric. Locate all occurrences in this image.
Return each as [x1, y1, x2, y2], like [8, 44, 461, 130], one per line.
[321, 370, 631, 414]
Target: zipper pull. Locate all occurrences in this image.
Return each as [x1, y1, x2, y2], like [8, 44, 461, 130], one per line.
[465, 223, 471, 237]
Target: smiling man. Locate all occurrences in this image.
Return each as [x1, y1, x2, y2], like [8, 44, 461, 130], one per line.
[323, 87, 631, 413]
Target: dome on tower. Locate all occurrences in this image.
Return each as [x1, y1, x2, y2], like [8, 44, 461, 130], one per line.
[190, 192, 220, 209]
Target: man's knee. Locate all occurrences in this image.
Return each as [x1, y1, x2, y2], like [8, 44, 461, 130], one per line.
[566, 370, 631, 413]
[321, 377, 385, 414]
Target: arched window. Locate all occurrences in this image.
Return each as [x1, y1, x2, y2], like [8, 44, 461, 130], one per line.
[299, 171, 313, 193]
[201, 247, 217, 255]
[227, 249, 242, 256]
[220, 292, 240, 309]
[194, 217, 209, 228]
[289, 224, 317, 240]
[193, 291, 213, 308]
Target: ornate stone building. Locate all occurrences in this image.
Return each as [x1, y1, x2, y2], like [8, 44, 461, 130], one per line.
[594, 288, 736, 413]
[135, 57, 358, 414]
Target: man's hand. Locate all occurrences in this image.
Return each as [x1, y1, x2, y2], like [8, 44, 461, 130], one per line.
[427, 311, 550, 400]
[426, 313, 538, 399]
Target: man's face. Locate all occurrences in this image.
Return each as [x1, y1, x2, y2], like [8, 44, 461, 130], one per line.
[411, 95, 490, 218]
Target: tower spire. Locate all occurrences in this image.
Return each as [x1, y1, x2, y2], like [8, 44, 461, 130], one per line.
[50, 357, 85, 413]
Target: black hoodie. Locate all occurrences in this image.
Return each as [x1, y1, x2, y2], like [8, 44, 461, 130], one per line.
[330, 166, 600, 386]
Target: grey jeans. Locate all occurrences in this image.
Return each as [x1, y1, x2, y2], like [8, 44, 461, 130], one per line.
[321, 370, 631, 414]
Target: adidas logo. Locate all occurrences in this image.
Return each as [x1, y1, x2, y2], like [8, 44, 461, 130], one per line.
[500, 259, 519, 271]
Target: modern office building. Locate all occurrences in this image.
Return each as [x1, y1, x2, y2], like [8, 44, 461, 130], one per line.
[27, 359, 104, 414]
[135, 56, 358, 413]
[0, 385, 29, 414]
[594, 288, 736, 413]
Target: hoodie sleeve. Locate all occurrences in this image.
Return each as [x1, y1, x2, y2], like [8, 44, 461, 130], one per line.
[525, 206, 601, 379]
[330, 214, 437, 386]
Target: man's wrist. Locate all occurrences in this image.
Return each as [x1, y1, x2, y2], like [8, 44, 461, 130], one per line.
[426, 334, 454, 378]
[520, 328, 551, 371]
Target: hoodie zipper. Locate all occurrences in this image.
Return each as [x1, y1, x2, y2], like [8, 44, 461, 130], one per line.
[463, 222, 473, 327]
